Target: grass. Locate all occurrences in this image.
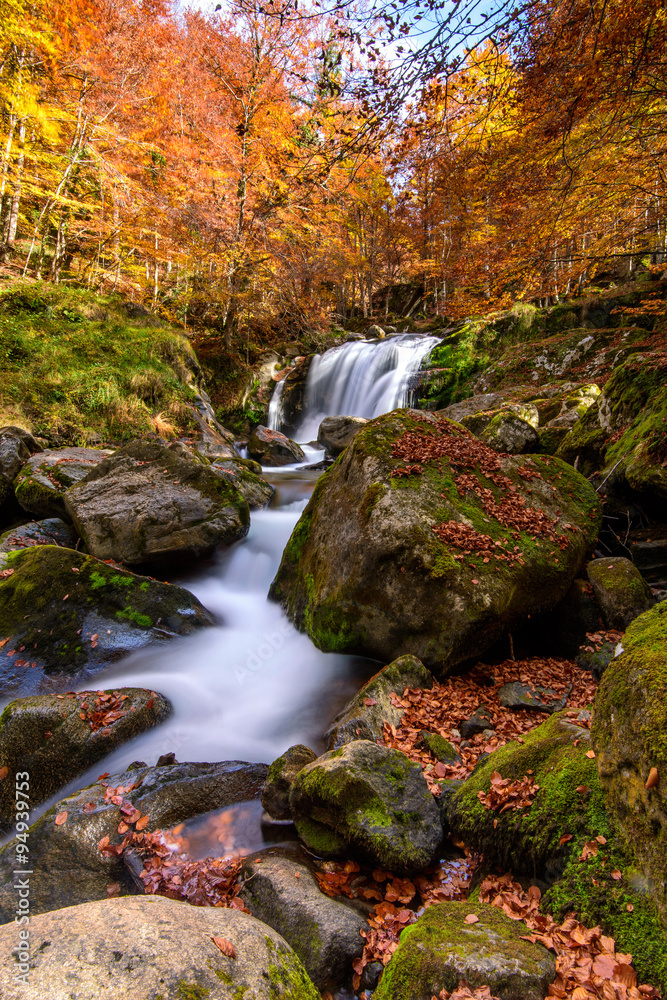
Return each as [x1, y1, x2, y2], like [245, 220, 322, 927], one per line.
[0, 281, 201, 445]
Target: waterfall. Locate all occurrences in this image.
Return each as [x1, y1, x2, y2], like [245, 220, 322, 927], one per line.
[269, 334, 442, 442]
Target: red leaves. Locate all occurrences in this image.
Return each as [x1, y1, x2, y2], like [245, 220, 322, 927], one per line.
[645, 768, 659, 790]
[54, 810, 68, 825]
[0, 568, 14, 578]
[0, 767, 7, 781]
[464, 913, 480, 924]
[478, 771, 540, 813]
[211, 937, 237, 959]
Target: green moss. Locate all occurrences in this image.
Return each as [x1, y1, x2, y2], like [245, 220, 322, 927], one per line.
[267, 947, 320, 1000]
[360, 482, 385, 521]
[293, 816, 347, 855]
[116, 607, 152, 629]
[177, 982, 210, 1000]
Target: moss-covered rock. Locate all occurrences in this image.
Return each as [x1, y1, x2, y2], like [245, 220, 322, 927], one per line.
[479, 410, 539, 454]
[247, 426, 305, 467]
[419, 730, 461, 763]
[0, 545, 215, 697]
[325, 654, 433, 748]
[14, 447, 113, 519]
[270, 410, 602, 674]
[0, 759, 268, 922]
[262, 744, 317, 821]
[289, 740, 442, 873]
[373, 901, 555, 1000]
[593, 599, 667, 920]
[65, 440, 250, 565]
[211, 458, 274, 509]
[239, 848, 366, 990]
[0, 687, 171, 829]
[587, 556, 654, 629]
[0, 895, 320, 1000]
[446, 711, 601, 881]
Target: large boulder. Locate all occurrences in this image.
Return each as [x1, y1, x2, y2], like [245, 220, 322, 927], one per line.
[0, 545, 215, 697]
[0, 516, 77, 552]
[64, 440, 249, 565]
[326, 654, 433, 748]
[240, 848, 366, 990]
[247, 425, 305, 467]
[0, 687, 171, 828]
[270, 410, 602, 674]
[479, 410, 540, 454]
[373, 901, 556, 1000]
[0, 894, 319, 1000]
[289, 740, 442, 873]
[317, 415, 369, 457]
[14, 447, 112, 519]
[587, 556, 654, 630]
[0, 758, 268, 921]
[593, 599, 667, 919]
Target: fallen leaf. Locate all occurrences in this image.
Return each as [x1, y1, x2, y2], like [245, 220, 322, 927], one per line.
[106, 882, 121, 897]
[464, 914, 479, 924]
[626, 903, 634, 912]
[55, 811, 68, 826]
[645, 767, 659, 790]
[559, 833, 573, 845]
[135, 814, 149, 831]
[611, 870, 622, 880]
[586, 750, 596, 759]
[211, 936, 237, 958]
[0, 767, 8, 781]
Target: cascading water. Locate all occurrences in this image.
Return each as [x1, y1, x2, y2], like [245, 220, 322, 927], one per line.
[269, 333, 442, 442]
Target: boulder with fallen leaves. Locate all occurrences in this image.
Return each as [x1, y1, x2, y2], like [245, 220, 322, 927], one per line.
[447, 710, 600, 880]
[0, 895, 320, 1000]
[0, 687, 171, 829]
[0, 759, 268, 923]
[289, 740, 443, 873]
[270, 411, 602, 674]
[325, 654, 434, 749]
[593, 598, 667, 922]
[372, 900, 555, 1000]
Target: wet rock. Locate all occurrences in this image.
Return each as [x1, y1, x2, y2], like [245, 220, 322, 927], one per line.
[460, 706, 494, 739]
[587, 556, 654, 630]
[373, 901, 556, 1000]
[0, 894, 319, 1000]
[65, 440, 250, 565]
[211, 458, 274, 509]
[247, 425, 305, 467]
[326, 654, 433, 749]
[498, 681, 569, 713]
[366, 324, 386, 338]
[289, 740, 442, 873]
[240, 848, 366, 990]
[317, 415, 369, 457]
[262, 744, 317, 821]
[0, 517, 77, 552]
[270, 411, 601, 675]
[0, 687, 171, 829]
[0, 545, 215, 697]
[0, 759, 268, 921]
[593, 599, 667, 919]
[14, 447, 113, 519]
[447, 711, 596, 882]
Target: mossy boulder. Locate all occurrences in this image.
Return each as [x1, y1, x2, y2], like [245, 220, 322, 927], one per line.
[0, 758, 268, 922]
[326, 654, 433, 748]
[373, 901, 556, 1000]
[211, 457, 274, 508]
[262, 744, 318, 821]
[587, 556, 654, 630]
[0, 687, 171, 829]
[0, 427, 40, 504]
[270, 410, 602, 675]
[247, 425, 305, 467]
[317, 415, 369, 457]
[420, 730, 460, 762]
[446, 710, 601, 882]
[64, 440, 250, 565]
[0, 545, 215, 697]
[240, 848, 366, 990]
[289, 740, 442, 873]
[0, 895, 320, 1000]
[13, 447, 113, 519]
[479, 410, 539, 454]
[0, 516, 77, 552]
[593, 599, 667, 920]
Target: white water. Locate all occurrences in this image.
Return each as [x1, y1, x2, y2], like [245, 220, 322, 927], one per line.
[270, 334, 442, 441]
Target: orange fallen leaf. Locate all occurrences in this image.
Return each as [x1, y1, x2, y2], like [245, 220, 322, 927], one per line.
[464, 914, 479, 924]
[559, 833, 573, 845]
[611, 869, 622, 880]
[55, 811, 68, 826]
[0, 766, 8, 781]
[211, 936, 237, 959]
[646, 767, 659, 789]
[585, 750, 596, 759]
[626, 903, 634, 912]
[135, 814, 149, 831]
